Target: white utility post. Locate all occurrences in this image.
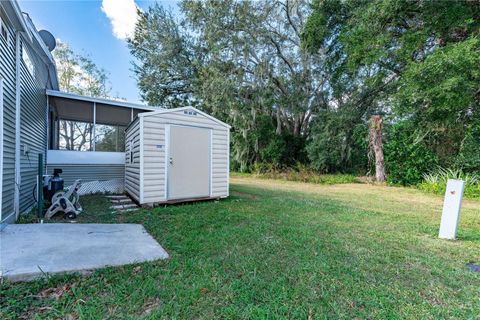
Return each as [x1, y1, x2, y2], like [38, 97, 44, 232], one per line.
[439, 179, 465, 240]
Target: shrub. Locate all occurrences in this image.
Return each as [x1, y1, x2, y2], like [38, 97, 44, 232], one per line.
[306, 109, 368, 174]
[251, 163, 359, 185]
[418, 167, 480, 199]
[453, 117, 480, 173]
[384, 121, 439, 185]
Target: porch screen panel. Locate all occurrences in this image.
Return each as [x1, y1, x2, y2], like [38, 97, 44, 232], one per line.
[96, 104, 131, 126]
[52, 97, 93, 122]
[58, 120, 93, 151]
[95, 124, 126, 152]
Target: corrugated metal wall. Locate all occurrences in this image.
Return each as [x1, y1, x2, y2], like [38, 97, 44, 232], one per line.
[0, 9, 18, 223]
[45, 164, 125, 187]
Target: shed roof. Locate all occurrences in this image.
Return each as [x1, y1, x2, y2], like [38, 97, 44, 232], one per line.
[138, 106, 231, 129]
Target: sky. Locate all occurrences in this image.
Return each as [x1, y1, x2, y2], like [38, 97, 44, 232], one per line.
[18, 0, 180, 104]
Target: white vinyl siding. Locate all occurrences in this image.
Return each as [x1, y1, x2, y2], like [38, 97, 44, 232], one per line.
[18, 36, 50, 213]
[125, 118, 141, 202]
[0, 10, 17, 223]
[142, 118, 165, 203]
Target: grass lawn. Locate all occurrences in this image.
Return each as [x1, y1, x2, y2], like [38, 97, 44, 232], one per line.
[2, 176, 480, 319]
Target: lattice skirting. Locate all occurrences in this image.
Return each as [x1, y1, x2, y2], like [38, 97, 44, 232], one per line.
[67, 179, 125, 195]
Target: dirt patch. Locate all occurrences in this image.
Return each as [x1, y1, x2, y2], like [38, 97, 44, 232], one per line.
[231, 191, 258, 200]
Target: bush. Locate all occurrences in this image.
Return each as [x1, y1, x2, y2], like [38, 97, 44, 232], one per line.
[251, 163, 359, 185]
[418, 167, 480, 199]
[453, 117, 480, 173]
[384, 121, 439, 185]
[306, 109, 368, 174]
[260, 133, 308, 167]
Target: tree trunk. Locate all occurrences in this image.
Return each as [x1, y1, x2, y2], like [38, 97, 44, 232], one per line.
[293, 116, 300, 136]
[276, 109, 282, 135]
[369, 115, 386, 183]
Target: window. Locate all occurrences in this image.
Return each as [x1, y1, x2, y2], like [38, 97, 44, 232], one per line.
[126, 139, 134, 164]
[0, 17, 8, 42]
[95, 124, 126, 152]
[22, 46, 34, 76]
[58, 120, 93, 151]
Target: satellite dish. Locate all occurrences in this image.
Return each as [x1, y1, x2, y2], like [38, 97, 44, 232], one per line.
[39, 30, 56, 52]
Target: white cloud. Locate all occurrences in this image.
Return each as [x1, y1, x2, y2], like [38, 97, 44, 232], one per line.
[101, 0, 139, 40]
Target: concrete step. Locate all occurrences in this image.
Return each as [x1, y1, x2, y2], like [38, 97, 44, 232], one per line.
[122, 203, 138, 209]
[111, 198, 132, 203]
[110, 203, 139, 210]
[106, 195, 129, 199]
[107, 195, 139, 212]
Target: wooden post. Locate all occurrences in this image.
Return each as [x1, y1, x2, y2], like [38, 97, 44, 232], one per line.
[369, 115, 386, 183]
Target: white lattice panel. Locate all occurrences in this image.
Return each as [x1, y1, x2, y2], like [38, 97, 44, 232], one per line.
[67, 179, 125, 195]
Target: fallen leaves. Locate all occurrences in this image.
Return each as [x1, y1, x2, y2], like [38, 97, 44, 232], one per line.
[37, 283, 73, 300]
[133, 266, 142, 274]
[141, 297, 161, 316]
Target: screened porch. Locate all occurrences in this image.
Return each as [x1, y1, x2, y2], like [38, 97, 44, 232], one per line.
[47, 90, 156, 153]
[45, 90, 157, 194]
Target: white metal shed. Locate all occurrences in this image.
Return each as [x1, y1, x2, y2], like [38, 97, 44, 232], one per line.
[125, 107, 230, 206]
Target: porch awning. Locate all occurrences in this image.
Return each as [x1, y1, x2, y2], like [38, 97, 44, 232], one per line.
[47, 90, 158, 126]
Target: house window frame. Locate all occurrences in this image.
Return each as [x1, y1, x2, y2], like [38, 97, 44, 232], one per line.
[21, 44, 35, 77]
[126, 139, 133, 164]
[0, 16, 10, 43]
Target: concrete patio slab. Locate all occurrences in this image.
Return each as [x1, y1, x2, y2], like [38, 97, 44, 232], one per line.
[0, 223, 169, 282]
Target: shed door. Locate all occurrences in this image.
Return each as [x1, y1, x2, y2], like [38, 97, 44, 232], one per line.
[168, 125, 211, 200]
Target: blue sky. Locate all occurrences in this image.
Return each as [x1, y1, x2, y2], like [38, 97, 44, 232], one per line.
[19, 0, 180, 104]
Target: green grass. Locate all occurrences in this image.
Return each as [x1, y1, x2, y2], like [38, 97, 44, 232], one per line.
[2, 177, 480, 319]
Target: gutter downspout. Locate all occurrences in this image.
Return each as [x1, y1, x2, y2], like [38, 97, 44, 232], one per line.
[45, 94, 49, 173]
[93, 102, 96, 151]
[14, 32, 21, 220]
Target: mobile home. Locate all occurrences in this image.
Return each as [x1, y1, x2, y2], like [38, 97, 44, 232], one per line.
[1, 0, 230, 224]
[0, 0, 155, 224]
[0, 0, 58, 223]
